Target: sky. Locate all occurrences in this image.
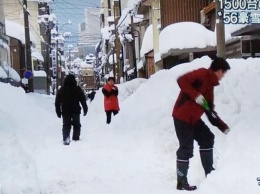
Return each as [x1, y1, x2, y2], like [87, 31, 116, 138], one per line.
[1, 56, 260, 193]
[50, 0, 101, 47]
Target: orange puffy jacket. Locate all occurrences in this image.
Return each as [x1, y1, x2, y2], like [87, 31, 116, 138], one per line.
[102, 84, 120, 111]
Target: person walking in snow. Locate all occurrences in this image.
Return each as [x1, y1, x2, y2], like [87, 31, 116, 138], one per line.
[87, 89, 96, 102]
[102, 77, 120, 124]
[172, 57, 231, 191]
[55, 74, 88, 145]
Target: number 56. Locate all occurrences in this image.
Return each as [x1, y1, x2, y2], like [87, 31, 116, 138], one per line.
[223, 12, 238, 24]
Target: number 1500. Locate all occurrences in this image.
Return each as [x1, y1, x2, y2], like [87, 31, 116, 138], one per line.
[219, 0, 248, 10]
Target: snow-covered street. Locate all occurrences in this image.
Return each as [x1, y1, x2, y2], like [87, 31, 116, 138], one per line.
[1, 57, 260, 194]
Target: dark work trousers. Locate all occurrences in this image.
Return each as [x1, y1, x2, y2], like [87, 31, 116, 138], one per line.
[174, 117, 215, 161]
[62, 114, 81, 141]
[106, 110, 118, 124]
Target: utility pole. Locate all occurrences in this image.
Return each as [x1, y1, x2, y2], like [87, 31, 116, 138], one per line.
[44, 4, 51, 95]
[23, 0, 34, 92]
[152, 0, 162, 72]
[112, 47, 116, 81]
[56, 38, 59, 92]
[216, 0, 226, 58]
[114, 0, 121, 83]
[118, 0, 124, 81]
[46, 4, 51, 95]
[131, 14, 137, 78]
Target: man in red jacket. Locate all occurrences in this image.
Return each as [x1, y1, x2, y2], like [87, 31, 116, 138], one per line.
[102, 77, 120, 124]
[172, 57, 231, 191]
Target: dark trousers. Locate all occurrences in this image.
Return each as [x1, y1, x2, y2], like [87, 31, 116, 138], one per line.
[62, 114, 81, 141]
[106, 110, 118, 124]
[174, 118, 215, 161]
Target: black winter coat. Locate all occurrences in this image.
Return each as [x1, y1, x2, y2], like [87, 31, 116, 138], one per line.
[55, 75, 88, 116]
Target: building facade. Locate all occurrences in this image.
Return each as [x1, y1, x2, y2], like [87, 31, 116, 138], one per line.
[3, 0, 45, 72]
[78, 7, 101, 57]
[160, 0, 210, 29]
[3, 0, 42, 51]
[0, 0, 10, 66]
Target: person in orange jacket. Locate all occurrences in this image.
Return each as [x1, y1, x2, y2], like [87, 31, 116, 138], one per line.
[102, 77, 120, 124]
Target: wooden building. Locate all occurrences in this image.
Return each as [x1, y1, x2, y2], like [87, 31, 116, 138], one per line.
[201, 1, 216, 31]
[203, 2, 260, 59]
[9, 37, 25, 78]
[229, 25, 260, 58]
[160, 0, 210, 29]
[145, 51, 155, 78]
[160, 0, 215, 69]
[80, 67, 95, 89]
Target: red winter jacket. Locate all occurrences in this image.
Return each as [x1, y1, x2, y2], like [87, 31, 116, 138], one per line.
[102, 84, 120, 111]
[173, 68, 225, 126]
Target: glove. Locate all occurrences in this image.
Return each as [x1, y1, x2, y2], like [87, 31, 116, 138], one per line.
[205, 110, 229, 134]
[83, 110, 88, 116]
[223, 128, 230, 135]
[218, 121, 230, 134]
[56, 112, 61, 118]
[195, 94, 210, 111]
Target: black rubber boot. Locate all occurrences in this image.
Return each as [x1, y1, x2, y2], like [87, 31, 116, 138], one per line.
[176, 160, 197, 191]
[200, 148, 215, 176]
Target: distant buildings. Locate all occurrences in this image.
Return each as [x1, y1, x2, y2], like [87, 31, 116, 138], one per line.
[78, 7, 101, 57]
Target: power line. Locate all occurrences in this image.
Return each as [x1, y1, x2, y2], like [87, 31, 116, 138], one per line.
[59, 0, 99, 8]
[51, 1, 101, 27]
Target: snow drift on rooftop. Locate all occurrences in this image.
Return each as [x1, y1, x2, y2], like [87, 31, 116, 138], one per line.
[140, 24, 153, 57]
[5, 20, 37, 46]
[159, 22, 216, 56]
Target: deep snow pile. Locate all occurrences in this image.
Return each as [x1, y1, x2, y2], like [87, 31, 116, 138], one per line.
[1, 56, 260, 194]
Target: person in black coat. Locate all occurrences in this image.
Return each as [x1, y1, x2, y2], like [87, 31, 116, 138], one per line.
[55, 74, 88, 145]
[87, 89, 96, 102]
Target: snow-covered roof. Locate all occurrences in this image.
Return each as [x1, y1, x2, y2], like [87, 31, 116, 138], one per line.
[140, 24, 153, 57]
[48, 13, 56, 22]
[223, 24, 247, 40]
[128, 14, 144, 25]
[154, 52, 161, 63]
[117, 8, 143, 29]
[0, 40, 9, 51]
[101, 26, 114, 40]
[127, 0, 142, 9]
[1, 61, 20, 82]
[159, 22, 247, 58]
[0, 66, 8, 79]
[54, 35, 65, 41]
[70, 47, 79, 53]
[33, 70, 47, 77]
[31, 47, 44, 62]
[28, 0, 53, 2]
[5, 20, 37, 46]
[137, 60, 144, 70]
[63, 32, 72, 37]
[127, 68, 134, 75]
[107, 16, 115, 22]
[81, 61, 93, 68]
[109, 53, 117, 64]
[51, 29, 57, 35]
[159, 22, 216, 57]
[117, 0, 142, 33]
[86, 54, 96, 60]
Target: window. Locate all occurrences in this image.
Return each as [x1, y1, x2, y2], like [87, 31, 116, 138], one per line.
[0, 23, 3, 37]
[80, 22, 86, 31]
